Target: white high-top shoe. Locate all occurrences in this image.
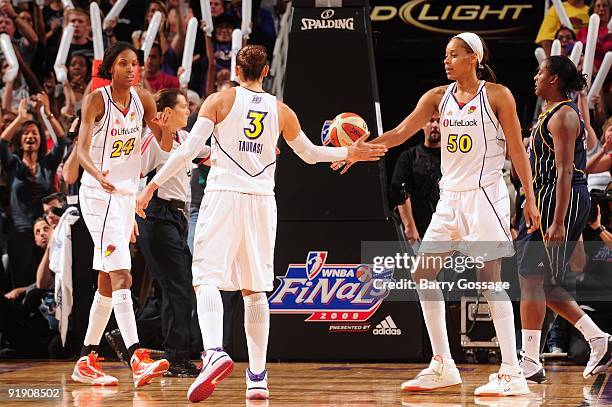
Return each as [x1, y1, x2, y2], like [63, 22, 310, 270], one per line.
[401, 356, 462, 391]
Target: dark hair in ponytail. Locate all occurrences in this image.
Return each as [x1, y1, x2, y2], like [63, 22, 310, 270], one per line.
[546, 55, 587, 96]
[154, 88, 185, 112]
[455, 34, 497, 83]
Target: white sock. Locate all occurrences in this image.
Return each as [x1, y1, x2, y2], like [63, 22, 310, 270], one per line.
[244, 293, 269, 374]
[416, 286, 452, 361]
[521, 329, 541, 361]
[112, 289, 139, 349]
[575, 314, 606, 341]
[482, 289, 519, 367]
[83, 291, 113, 346]
[196, 285, 224, 350]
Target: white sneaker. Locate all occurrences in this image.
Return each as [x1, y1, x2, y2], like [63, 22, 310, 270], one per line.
[488, 356, 546, 384]
[520, 353, 546, 384]
[246, 368, 269, 400]
[584, 334, 612, 378]
[187, 348, 234, 403]
[475, 363, 529, 396]
[401, 356, 462, 391]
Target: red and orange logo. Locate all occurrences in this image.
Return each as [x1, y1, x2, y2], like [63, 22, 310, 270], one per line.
[105, 245, 116, 256]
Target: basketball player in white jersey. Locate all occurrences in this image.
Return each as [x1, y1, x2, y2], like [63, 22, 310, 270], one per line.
[72, 42, 170, 387]
[336, 33, 541, 396]
[136, 45, 387, 402]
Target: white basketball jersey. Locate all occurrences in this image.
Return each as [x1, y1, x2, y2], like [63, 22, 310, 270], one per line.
[81, 85, 144, 195]
[205, 86, 279, 195]
[438, 81, 506, 192]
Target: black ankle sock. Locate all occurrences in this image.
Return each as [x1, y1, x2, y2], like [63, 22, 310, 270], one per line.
[127, 343, 141, 359]
[80, 345, 99, 357]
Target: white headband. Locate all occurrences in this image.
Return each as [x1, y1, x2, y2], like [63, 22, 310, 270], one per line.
[454, 32, 484, 65]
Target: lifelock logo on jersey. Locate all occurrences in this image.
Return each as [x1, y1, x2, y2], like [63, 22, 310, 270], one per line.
[442, 119, 478, 127]
[111, 127, 140, 137]
[372, 315, 402, 336]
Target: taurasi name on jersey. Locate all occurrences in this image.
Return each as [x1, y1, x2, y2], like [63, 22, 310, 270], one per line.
[238, 140, 264, 154]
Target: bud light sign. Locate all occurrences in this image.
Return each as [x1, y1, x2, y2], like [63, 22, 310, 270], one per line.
[268, 251, 394, 322]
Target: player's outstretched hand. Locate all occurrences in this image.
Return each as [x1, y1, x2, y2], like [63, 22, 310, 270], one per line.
[96, 170, 115, 193]
[544, 221, 565, 248]
[331, 134, 387, 175]
[136, 184, 155, 219]
[523, 198, 541, 234]
[330, 159, 353, 174]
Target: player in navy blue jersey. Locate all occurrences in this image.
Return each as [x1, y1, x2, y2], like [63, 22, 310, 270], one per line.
[517, 55, 612, 383]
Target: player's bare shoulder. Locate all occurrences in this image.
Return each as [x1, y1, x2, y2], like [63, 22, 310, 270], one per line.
[200, 87, 237, 122]
[82, 90, 105, 122]
[425, 85, 449, 106]
[484, 82, 515, 110]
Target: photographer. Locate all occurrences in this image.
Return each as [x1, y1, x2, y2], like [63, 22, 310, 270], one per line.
[0, 94, 65, 290]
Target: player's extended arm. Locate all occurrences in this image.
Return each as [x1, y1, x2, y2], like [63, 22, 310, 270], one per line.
[371, 87, 441, 148]
[547, 106, 579, 243]
[77, 92, 115, 192]
[495, 85, 540, 232]
[136, 93, 218, 217]
[280, 102, 387, 164]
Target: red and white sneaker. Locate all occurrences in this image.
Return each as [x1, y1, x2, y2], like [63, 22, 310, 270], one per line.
[188, 348, 234, 403]
[71, 352, 119, 386]
[131, 348, 170, 388]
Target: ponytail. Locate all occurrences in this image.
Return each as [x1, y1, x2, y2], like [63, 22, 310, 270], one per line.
[546, 55, 587, 96]
[477, 63, 496, 83]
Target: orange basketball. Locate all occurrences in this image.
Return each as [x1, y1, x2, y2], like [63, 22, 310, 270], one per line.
[328, 112, 368, 147]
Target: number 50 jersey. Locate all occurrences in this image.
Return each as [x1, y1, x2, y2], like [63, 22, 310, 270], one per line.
[80, 85, 143, 195]
[438, 81, 506, 192]
[206, 86, 280, 196]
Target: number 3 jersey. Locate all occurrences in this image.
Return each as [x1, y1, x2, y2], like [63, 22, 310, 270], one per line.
[81, 85, 144, 195]
[205, 86, 279, 196]
[438, 81, 506, 192]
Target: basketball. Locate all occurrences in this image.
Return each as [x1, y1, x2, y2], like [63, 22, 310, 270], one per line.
[328, 112, 369, 147]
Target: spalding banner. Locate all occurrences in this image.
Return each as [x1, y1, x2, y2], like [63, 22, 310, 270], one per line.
[296, 7, 363, 32]
[268, 251, 394, 323]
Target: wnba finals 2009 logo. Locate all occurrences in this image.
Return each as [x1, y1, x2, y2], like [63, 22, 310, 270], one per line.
[268, 251, 394, 323]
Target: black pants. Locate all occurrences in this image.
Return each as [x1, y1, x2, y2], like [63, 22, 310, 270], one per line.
[137, 197, 194, 362]
[7, 228, 36, 288]
[67, 214, 98, 356]
[0, 290, 52, 357]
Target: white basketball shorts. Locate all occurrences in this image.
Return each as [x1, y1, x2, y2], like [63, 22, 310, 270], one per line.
[79, 185, 135, 272]
[419, 177, 514, 261]
[192, 190, 277, 291]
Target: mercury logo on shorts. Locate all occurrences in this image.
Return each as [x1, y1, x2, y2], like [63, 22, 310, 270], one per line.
[105, 245, 116, 256]
[442, 119, 478, 127]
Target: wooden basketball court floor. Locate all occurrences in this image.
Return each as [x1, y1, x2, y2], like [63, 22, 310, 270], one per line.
[0, 361, 610, 406]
